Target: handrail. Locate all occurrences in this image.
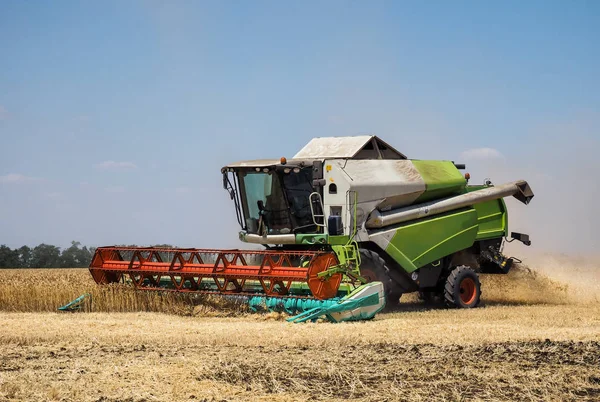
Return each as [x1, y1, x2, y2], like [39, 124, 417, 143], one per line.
[309, 192, 327, 231]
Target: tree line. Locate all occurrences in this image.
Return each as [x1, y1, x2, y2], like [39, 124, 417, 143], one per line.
[0, 241, 95, 268]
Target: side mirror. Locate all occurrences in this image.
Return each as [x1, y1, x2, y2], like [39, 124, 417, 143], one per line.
[222, 172, 228, 190]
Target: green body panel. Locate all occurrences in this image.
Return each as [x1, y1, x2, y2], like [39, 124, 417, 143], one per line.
[472, 199, 508, 239]
[295, 234, 328, 245]
[384, 208, 479, 273]
[466, 185, 509, 240]
[328, 235, 351, 245]
[412, 160, 466, 202]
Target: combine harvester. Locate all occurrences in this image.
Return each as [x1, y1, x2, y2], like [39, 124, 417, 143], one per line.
[89, 136, 534, 322]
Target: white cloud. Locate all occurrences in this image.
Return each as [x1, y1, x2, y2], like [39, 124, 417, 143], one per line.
[460, 147, 504, 160]
[94, 160, 138, 170]
[44, 192, 63, 199]
[0, 173, 39, 184]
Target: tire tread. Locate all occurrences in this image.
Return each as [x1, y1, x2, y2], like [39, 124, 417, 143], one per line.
[359, 249, 402, 305]
[443, 265, 481, 309]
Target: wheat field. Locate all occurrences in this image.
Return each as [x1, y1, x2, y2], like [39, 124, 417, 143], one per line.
[0, 260, 592, 315]
[0, 268, 247, 316]
[0, 259, 599, 401]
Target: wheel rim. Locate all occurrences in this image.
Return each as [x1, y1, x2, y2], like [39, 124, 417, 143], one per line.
[459, 277, 477, 305]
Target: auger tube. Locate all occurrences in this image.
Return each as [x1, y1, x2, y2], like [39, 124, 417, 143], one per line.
[241, 233, 296, 244]
[365, 180, 534, 229]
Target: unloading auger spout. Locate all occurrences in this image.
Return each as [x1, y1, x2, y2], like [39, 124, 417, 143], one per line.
[365, 180, 534, 229]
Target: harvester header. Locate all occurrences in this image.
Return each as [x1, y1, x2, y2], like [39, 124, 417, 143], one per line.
[90, 135, 534, 321]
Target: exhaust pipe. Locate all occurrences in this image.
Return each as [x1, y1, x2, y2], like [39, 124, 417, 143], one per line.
[366, 180, 534, 229]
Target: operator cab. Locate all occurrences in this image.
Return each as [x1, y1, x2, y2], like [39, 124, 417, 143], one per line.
[221, 135, 407, 243]
[222, 160, 324, 237]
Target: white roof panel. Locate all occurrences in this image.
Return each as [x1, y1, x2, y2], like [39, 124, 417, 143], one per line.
[293, 135, 375, 159]
[223, 136, 407, 170]
[222, 159, 281, 169]
[293, 135, 406, 159]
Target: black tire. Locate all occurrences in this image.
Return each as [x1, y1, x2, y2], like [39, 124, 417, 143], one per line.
[444, 266, 481, 308]
[359, 249, 403, 307]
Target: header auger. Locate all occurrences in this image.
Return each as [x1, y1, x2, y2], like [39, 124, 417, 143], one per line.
[90, 247, 342, 299]
[89, 135, 534, 321]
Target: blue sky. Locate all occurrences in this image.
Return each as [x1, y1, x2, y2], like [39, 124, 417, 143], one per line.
[1, 1, 598, 253]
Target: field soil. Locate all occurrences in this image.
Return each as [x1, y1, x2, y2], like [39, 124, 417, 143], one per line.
[1, 307, 599, 402]
[0, 258, 599, 401]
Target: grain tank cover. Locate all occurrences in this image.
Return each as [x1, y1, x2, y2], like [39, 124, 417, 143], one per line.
[293, 135, 407, 160]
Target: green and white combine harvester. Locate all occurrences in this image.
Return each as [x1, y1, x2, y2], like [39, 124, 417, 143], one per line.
[89, 136, 534, 322]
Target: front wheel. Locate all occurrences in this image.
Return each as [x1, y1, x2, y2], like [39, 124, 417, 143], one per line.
[443, 266, 481, 308]
[359, 249, 403, 308]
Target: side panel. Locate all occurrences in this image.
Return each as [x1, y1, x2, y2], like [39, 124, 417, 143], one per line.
[369, 208, 479, 273]
[467, 185, 509, 240]
[472, 198, 508, 240]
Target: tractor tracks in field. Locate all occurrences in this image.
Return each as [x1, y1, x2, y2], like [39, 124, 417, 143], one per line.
[1, 340, 599, 401]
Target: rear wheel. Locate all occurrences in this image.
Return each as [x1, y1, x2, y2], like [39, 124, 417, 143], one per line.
[444, 266, 481, 308]
[359, 249, 403, 307]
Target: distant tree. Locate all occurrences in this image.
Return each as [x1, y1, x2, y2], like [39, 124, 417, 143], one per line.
[30, 244, 61, 268]
[0, 245, 20, 268]
[59, 241, 79, 267]
[17, 246, 32, 268]
[59, 241, 94, 267]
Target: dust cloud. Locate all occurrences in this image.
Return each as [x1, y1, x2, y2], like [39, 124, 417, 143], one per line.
[482, 259, 599, 305]
[460, 115, 600, 302]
